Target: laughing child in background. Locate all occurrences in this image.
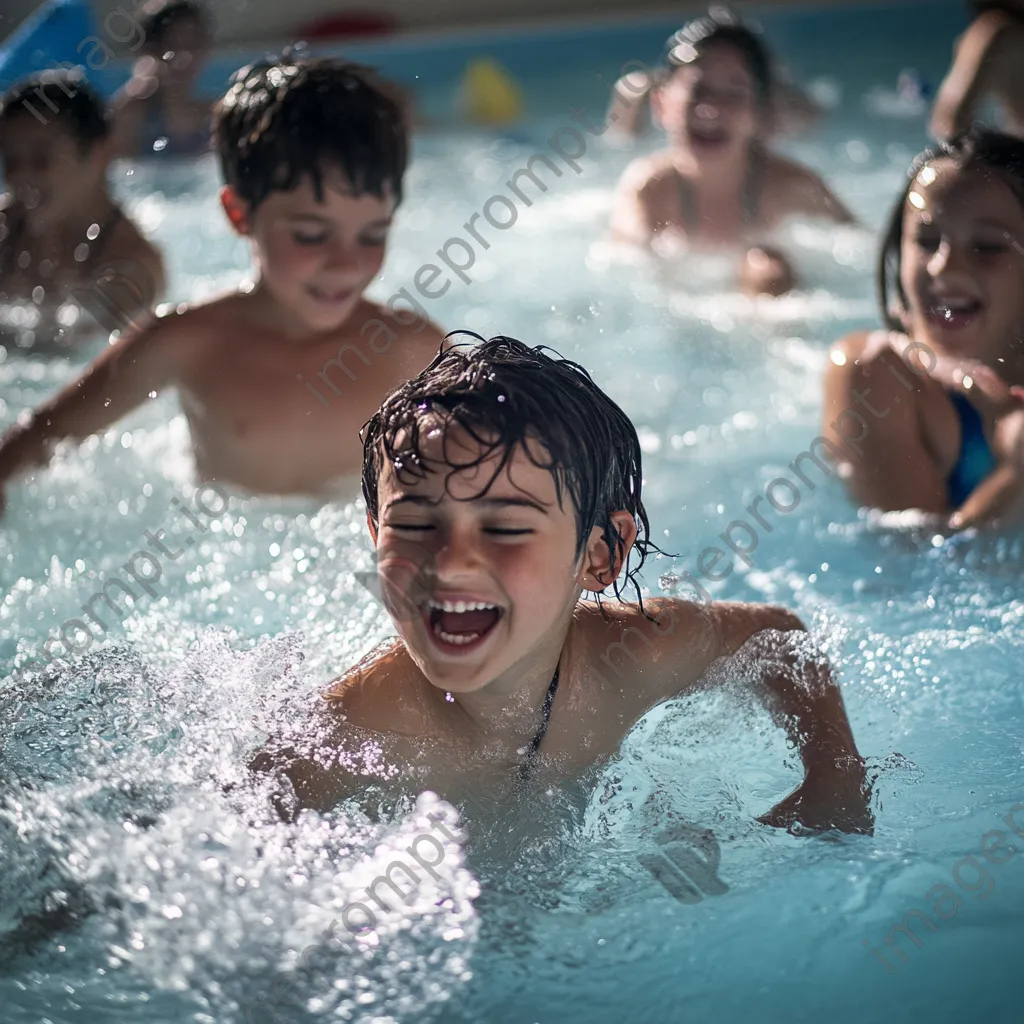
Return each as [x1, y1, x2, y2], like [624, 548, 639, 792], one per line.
[0, 58, 445, 503]
[0, 70, 165, 350]
[252, 335, 873, 835]
[609, 11, 854, 297]
[823, 129, 1024, 530]
[111, 0, 213, 159]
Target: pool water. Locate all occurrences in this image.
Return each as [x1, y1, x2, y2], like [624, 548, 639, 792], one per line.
[3, 1, 1024, 1022]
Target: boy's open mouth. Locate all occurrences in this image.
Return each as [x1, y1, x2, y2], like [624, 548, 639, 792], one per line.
[422, 598, 503, 652]
[308, 284, 356, 305]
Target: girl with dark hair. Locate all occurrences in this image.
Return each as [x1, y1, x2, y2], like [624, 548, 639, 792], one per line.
[111, 0, 213, 159]
[931, 2, 1024, 141]
[822, 128, 1024, 529]
[608, 9, 853, 296]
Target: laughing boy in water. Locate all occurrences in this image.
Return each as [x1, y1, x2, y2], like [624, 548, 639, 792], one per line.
[253, 336, 873, 835]
[0, 58, 443, 502]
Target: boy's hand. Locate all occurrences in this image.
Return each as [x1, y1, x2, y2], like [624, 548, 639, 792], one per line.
[758, 757, 874, 836]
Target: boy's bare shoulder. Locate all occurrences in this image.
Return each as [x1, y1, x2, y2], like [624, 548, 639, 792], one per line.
[322, 638, 435, 736]
[154, 290, 257, 337]
[356, 297, 445, 367]
[572, 597, 805, 707]
[573, 596, 716, 692]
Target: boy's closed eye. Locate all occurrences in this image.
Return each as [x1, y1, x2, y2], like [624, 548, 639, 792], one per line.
[292, 230, 328, 246]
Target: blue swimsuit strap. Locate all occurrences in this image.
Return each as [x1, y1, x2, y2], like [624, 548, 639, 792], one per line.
[517, 661, 561, 781]
[946, 389, 997, 508]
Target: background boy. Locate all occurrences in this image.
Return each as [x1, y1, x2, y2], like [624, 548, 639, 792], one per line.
[0, 68, 164, 349]
[0, 57, 444, 502]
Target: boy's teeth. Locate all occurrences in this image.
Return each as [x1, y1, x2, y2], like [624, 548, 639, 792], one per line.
[429, 600, 497, 613]
[437, 629, 481, 645]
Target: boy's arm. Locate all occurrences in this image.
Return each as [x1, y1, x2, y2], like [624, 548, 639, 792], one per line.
[608, 597, 872, 834]
[248, 729, 365, 820]
[931, 11, 1022, 141]
[0, 313, 184, 496]
[247, 645, 413, 819]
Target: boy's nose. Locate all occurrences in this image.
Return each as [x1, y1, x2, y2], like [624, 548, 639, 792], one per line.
[322, 241, 362, 273]
[434, 534, 484, 578]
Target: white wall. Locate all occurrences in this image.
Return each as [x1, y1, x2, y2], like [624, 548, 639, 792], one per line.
[2, 0, 903, 47]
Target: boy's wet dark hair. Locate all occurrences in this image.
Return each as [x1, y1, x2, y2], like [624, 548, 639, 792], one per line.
[213, 57, 408, 212]
[361, 334, 655, 601]
[662, 6, 774, 108]
[0, 69, 109, 151]
[879, 127, 1024, 330]
[140, 0, 209, 51]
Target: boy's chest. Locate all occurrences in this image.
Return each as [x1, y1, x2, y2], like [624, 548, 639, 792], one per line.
[179, 337, 416, 488]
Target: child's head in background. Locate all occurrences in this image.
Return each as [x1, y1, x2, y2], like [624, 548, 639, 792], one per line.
[0, 69, 112, 232]
[212, 57, 408, 332]
[652, 8, 775, 163]
[359, 335, 653, 694]
[879, 127, 1024, 373]
[138, 0, 211, 92]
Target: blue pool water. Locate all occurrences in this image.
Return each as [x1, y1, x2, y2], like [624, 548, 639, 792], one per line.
[3, 1, 1024, 1022]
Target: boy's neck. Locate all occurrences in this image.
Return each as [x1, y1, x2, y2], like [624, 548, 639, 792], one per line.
[442, 614, 574, 754]
[244, 281, 325, 342]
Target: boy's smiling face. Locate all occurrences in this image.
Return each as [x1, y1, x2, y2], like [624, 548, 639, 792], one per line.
[370, 419, 622, 694]
[221, 168, 394, 333]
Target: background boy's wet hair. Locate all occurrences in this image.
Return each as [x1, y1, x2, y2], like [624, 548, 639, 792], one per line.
[659, 7, 774, 107]
[360, 334, 656, 601]
[878, 127, 1024, 330]
[213, 57, 408, 212]
[139, 0, 209, 52]
[0, 69, 108, 148]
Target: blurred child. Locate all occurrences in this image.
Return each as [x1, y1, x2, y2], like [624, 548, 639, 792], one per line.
[252, 336, 873, 835]
[823, 129, 1024, 530]
[606, 21, 822, 141]
[931, 2, 1024, 141]
[0, 58, 444, 502]
[609, 11, 854, 296]
[0, 69, 164, 348]
[111, 0, 212, 159]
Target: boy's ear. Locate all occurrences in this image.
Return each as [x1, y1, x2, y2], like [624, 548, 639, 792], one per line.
[578, 512, 638, 592]
[366, 512, 379, 546]
[220, 185, 252, 236]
